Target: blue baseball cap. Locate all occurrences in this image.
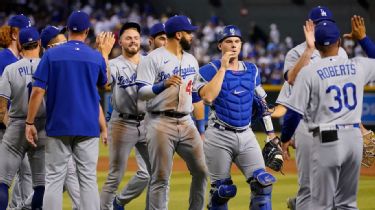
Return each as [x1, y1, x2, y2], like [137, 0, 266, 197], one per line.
[67, 11, 91, 32]
[314, 21, 340, 46]
[150, 23, 165, 37]
[8, 14, 31, 29]
[308, 6, 334, 23]
[41, 25, 66, 48]
[165, 15, 198, 35]
[19, 27, 40, 46]
[217, 25, 242, 42]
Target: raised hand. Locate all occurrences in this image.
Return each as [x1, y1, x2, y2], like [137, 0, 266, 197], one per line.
[343, 15, 366, 40]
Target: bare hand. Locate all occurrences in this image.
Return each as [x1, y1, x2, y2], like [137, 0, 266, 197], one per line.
[101, 129, 108, 146]
[164, 75, 182, 88]
[25, 124, 38, 147]
[343, 15, 366, 40]
[304, 19, 315, 50]
[96, 32, 116, 57]
[281, 141, 293, 160]
[221, 51, 237, 70]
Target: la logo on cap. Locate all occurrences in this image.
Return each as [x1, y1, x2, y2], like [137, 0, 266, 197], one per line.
[230, 28, 235, 35]
[320, 9, 327, 17]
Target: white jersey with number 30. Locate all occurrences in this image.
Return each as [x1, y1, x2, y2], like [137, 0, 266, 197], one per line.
[284, 56, 375, 129]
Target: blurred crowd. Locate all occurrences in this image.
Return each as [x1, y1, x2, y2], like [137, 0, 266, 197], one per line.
[0, 0, 371, 85]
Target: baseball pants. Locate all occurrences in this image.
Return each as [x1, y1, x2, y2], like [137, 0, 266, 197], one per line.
[64, 157, 80, 210]
[294, 121, 313, 210]
[43, 136, 99, 210]
[100, 117, 151, 210]
[0, 118, 46, 197]
[311, 126, 362, 210]
[146, 115, 207, 210]
[204, 125, 265, 182]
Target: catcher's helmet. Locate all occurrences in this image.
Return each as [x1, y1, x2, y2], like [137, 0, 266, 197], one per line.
[217, 25, 242, 43]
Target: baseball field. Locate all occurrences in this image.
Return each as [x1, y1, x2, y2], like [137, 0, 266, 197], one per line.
[62, 133, 375, 210]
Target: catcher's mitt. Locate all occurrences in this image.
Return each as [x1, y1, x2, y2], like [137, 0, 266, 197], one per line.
[362, 130, 375, 168]
[262, 136, 284, 172]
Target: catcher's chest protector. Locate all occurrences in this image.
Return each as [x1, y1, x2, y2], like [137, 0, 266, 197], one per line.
[211, 61, 257, 127]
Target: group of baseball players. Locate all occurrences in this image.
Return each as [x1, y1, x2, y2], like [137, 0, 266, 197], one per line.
[0, 4, 373, 210]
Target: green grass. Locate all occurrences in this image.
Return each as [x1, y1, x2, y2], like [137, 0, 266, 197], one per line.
[60, 133, 375, 210]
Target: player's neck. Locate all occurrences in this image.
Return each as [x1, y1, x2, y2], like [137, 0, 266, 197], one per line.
[319, 49, 339, 58]
[165, 40, 183, 59]
[22, 48, 40, 59]
[227, 59, 239, 70]
[123, 52, 140, 65]
[8, 42, 20, 58]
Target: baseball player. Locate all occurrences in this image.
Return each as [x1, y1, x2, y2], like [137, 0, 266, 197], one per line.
[148, 23, 167, 51]
[0, 26, 46, 210]
[39, 25, 81, 210]
[136, 15, 208, 210]
[273, 6, 348, 210]
[25, 11, 108, 210]
[194, 25, 280, 210]
[281, 20, 375, 209]
[102, 22, 168, 210]
[0, 14, 35, 210]
[100, 22, 153, 210]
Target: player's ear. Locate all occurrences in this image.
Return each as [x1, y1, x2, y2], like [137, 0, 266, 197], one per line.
[217, 43, 222, 51]
[175, 31, 182, 40]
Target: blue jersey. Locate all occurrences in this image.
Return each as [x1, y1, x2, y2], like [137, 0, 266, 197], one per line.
[33, 40, 107, 137]
[0, 48, 18, 76]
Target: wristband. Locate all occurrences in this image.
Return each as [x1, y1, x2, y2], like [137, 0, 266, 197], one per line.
[25, 121, 34, 125]
[195, 119, 206, 134]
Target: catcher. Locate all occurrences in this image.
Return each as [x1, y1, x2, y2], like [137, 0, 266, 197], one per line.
[194, 25, 283, 210]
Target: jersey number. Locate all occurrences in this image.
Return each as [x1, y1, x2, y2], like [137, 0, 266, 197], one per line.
[27, 82, 32, 101]
[326, 82, 357, 113]
[186, 80, 192, 95]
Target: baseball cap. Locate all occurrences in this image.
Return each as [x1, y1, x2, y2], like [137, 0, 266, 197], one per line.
[314, 21, 340, 46]
[40, 25, 66, 48]
[217, 25, 242, 42]
[308, 6, 334, 23]
[8, 14, 31, 29]
[119, 22, 141, 37]
[164, 15, 198, 35]
[149, 23, 165, 37]
[67, 11, 91, 32]
[19, 27, 40, 46]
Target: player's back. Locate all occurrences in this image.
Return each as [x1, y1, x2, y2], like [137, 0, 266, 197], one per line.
[300, 56, 375, 128]
[0, 58, 45, 118]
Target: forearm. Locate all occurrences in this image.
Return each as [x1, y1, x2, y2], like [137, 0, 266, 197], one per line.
[138, 85, 157, 101]
[287, 48, 314, 85]
[280, 108, 302, 143]
[193, 100, 205, 134]
[271, 105, 287, 118]
[199, 67, 226, 103]
[26, 87, 45, 123]
[359, 36, 375, 58]
[0, 98, 7, 123]
[99, 104, 106, 132]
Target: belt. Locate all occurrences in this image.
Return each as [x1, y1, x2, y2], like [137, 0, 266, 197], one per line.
[312, 123, 359, 143]
[213, 123, 248, 133]
[151, 111, 188, 118]
[119, 113, 145, 121]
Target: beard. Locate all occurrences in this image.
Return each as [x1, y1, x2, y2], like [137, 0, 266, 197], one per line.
[180, 37, 192, 51]
[123, 44, 140, 55]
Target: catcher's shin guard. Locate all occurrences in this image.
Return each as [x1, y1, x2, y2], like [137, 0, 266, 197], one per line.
[207, 178, 237, 210]
[248, 169, 275, 210]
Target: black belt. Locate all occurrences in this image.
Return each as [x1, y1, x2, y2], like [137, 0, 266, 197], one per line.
[151, 111, 188, 118]
[213, 123, 247, 133]
[119, 113, 145, 121]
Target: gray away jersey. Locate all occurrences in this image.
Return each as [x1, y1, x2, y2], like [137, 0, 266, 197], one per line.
[283, 56, 375, 130]
[108, 55, 145, 114]
[0, 58, 46, 118]
[277, 42, 348, 105]
[136, 47, 199, 114]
